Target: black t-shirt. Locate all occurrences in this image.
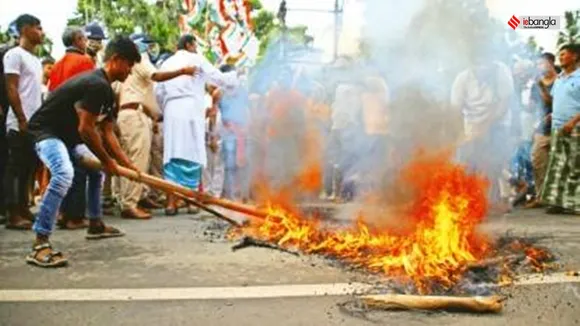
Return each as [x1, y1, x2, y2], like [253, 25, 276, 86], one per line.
[28, 69, 117, 146]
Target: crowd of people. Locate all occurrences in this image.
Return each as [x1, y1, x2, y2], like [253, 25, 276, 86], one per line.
[0, 13, 578, 268]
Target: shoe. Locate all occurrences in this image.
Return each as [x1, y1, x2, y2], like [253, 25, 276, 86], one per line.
[60, 218, 89, 230]
[546, 206, 565, 214]
[187, 205, 201, 215]
[20, 207, 35, 221]
[5, 207, 33, 230]
[121, 207, 152, 220]
[164, 206, 178, 216]
[138, 198, 163, 209]
[546, 206, 576, 215]
[86, 221, 125, 240]
[5, 217, 32, 230]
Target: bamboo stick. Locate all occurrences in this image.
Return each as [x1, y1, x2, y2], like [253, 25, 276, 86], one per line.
[172, 191, 241, 227]
[361, 294, 504, 313]
[79, 157, 267, 219]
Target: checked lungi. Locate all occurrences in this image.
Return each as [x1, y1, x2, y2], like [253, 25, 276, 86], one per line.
[540, 126, 580, 213]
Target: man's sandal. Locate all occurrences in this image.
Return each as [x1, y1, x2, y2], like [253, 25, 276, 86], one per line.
[86, 222, 125, 240]
[25, 243, 68, 268]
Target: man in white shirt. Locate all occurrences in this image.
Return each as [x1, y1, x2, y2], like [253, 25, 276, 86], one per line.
[451, 56, 515, 208]
[3, 14, 44, 230]
[156, 34, 239, 214]
[116, 34, 197, 220]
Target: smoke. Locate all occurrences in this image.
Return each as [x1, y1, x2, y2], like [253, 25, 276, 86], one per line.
[241, 0, 525, 222]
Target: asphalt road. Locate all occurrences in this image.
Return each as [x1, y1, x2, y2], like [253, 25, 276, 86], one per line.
[0, 206, 579, 326]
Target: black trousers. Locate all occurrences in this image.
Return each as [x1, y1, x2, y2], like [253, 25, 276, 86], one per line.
[3, 129, 36, 211]
[0, 110, 7, 211]
[60, 163, 88, 220]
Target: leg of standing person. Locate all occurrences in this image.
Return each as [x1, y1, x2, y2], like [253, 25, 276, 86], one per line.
[71, 143, 126, 239]
[27, 138, 74, 267]
[3, 130, 34, 229]
[117, 109, 152, 220]
[59, 164, 88, 229]
[212, 140, 225, 198]
[0, 108, 7, 223]
[541, 127, 580, 214]
[530, 133, 551, 206]
[146, 121, 167, 205]
[222, 133, 236, 199]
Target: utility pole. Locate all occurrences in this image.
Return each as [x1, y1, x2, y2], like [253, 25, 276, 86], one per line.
[333, 0, 342, 61]
[283, 0, 344, 62]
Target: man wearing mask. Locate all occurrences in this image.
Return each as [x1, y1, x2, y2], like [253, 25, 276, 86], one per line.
[116, 33, 197, 219]
[84, 22, 106, 66]
[3, 14, 44, 230]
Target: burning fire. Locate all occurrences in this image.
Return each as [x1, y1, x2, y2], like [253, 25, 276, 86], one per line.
[233, 152, 496, 293]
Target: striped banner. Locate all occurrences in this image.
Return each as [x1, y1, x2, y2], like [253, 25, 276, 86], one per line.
[178, 0, 258, 67]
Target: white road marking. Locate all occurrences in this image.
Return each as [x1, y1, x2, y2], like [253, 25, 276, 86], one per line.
[0, 283, 373, 302]
[0, 273, 577, 302]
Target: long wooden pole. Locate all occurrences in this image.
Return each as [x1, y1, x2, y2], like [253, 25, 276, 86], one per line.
[361, 294, 504, 313]
[79, 157, 267, 219]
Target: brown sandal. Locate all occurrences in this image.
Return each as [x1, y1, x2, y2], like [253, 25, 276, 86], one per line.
[26, 243, 68, 268]
[6, 219, 32, 230]
[86, 222, 125, 240]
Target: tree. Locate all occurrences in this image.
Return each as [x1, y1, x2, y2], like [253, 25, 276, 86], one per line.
[557, 10, 580, 47]
[65, 0, 310, 62]
[37, 37, 54, 58]
[524, 36, 544, 58]
[0, 26, 10, 45]
[67, 0, 181, 51]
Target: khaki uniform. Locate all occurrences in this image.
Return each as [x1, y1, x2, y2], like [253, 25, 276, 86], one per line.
[117, 54, 158, 210]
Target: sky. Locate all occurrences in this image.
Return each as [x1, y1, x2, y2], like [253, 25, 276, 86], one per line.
[0, 0, 577, 59]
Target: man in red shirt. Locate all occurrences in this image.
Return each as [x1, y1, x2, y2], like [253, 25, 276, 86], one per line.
[47, 26, 95, 230]
[48, 26, 94, 91]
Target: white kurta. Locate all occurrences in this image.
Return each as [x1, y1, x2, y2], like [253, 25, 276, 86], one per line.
[156, 50, 239, 167]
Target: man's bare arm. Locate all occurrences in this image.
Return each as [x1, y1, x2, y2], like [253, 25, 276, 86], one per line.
[76, 109, 115, 167]
[5, 74, 27, 130]
[151, 66, 197, 82]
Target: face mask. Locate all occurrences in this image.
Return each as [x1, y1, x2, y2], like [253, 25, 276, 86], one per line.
[147, 43, 160, 62]
[87, 39, 102, 56]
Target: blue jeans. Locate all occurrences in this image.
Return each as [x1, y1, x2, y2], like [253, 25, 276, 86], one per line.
[33, 138, 103, 236]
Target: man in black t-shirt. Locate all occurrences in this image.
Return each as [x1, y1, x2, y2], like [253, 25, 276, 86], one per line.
[26, 36, 142, 268]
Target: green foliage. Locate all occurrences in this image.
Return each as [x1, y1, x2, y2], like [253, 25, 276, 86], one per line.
[557, 10, 580, 47]
[37, 37, 54, 58]
[67, 0, 182, 51]
[66, 0, 312, 62]
[0, 26, 10, 44]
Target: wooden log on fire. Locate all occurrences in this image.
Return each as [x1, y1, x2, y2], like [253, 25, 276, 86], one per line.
[78, 157, 268, 220]
[360, 294, 504, 313]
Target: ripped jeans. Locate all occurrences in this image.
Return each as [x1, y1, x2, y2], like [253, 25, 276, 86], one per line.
[33, 138, 103, 236]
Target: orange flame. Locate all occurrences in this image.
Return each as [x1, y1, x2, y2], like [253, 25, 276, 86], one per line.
[234, 151, 494, 293]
